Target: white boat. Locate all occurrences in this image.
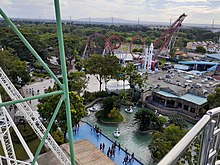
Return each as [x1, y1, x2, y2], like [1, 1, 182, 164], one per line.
[88, 106, 98, 112]
[113, 128, 120, 138]
[125, 106, 133, 113]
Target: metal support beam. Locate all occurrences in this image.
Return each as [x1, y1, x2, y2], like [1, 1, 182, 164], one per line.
[54, 1, 75, 164]
[32, 95, 64, 165]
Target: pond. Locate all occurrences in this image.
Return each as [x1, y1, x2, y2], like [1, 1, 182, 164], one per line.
[81, 105, 154, 165]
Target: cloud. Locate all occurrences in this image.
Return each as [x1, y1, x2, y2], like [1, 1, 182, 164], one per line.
[0, 0, 220, 24]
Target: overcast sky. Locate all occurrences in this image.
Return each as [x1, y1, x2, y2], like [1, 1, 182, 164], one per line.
[1, 0, 220, 25]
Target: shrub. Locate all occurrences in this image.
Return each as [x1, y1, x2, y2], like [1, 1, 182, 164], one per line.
[51, 130, 64, 145]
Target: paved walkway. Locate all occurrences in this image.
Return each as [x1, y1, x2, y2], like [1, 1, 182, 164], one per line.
[68, 123, 143, 165]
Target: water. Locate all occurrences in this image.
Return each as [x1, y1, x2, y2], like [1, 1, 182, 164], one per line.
[82, 106, 154, 165]
[71, 123, 143, 165]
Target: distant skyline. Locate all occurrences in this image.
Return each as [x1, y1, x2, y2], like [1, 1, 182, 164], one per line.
[1, 0, 220, 25]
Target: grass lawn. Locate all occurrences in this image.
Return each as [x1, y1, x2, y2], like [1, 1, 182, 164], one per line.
[0, 124, 47, 160]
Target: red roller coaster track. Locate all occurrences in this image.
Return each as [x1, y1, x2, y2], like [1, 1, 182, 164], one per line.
[129, 13, 186, 61]
[153, 13, 187, 59]
[82, 33, 122, 58]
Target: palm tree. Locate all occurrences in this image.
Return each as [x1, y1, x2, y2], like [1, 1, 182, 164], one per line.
[133, 109, 158, 131]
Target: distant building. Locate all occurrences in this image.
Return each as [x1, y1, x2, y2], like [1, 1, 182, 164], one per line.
[186, 41, 220, 53]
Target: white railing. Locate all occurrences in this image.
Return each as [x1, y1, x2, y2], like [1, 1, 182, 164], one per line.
[158, 107, 220, 165]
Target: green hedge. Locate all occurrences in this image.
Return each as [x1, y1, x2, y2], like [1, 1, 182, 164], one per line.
[84, 91, 109, 103]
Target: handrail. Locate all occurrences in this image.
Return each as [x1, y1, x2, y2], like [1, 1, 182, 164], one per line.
[158, 107, 220, 165]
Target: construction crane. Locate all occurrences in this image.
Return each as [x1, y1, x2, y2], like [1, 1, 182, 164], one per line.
[0, 68, 71, 165]
[153, 13, 187, 59]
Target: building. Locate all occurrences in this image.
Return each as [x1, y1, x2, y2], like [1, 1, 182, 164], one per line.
[186, 41, 220, 53]
[141, 69, 219, 119]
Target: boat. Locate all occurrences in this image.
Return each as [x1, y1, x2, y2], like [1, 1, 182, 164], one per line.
[113, 128, 120, 138]
[88, 106, 98, 112]
[125, 106, 133, 113]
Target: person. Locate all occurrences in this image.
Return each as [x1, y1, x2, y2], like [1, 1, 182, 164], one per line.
[125, 148, 128, 154]
[102, 143, 105, 151]
[109, 148, 112, 157]
[100, 143, 102, 150]
[123, 156, 128, 164]
[118, 143, 121, 151]
[112, 148, 115, 157]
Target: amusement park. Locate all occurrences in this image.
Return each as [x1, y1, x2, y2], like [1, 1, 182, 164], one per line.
[1, 0, 220, 165]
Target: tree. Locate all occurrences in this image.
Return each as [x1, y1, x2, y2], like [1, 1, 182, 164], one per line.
[84, 54, 121, 91]
[133, 109, 166, 131]
[102, 96, 120, 116]
[38, 91, 85, 141]
[0, 49, 30, 86]
[149, 124, 188, 161]
[169, 48, 177, 58]
[0, 28, 46, 62]
[195, 46, 206, 54]
[207, 87, 220, 109]
[68, 71, 88, 94]
[63, 34, 82, 69]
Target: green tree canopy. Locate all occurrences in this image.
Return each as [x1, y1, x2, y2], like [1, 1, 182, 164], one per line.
[0, 49, 30, 86]
[195, 46, 206, 54]
[38, 91, 85, 141]
[207, 87, 220, 109]
[133, 109, 166, 131]
[149, 124, 188, 161]
[68, 71, 88, 94]
[84, 54, 121, 91]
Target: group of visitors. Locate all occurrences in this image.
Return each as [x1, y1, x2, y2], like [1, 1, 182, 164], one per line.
[123, 152, 134, 164]
[106, 141, 118, 157]
[72, 124, 80, 134]
[91, 125, 101, 136]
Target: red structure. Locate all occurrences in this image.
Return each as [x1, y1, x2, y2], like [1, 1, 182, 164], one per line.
[83, 33, 122, 58]
[82, 33, 108, 58]
[153, 13, 187, 59]
[108, 35, 122, 50]
[129, 35, 145, 60]
[129, 13, 186, 62]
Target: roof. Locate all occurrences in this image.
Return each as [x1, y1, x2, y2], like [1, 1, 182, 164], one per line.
[179, 61, 218, 65]
[206, 54, 220, 60]
[174, 64, 190, 70]
[156, 90, 178, 98]
[155, 91, 207, 106]
[179, 93, 207, 105]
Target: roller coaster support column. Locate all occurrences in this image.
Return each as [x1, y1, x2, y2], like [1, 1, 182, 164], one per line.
[54, 0, 75, 164]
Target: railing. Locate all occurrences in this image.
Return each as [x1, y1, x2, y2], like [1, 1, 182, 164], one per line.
[158, 107, 220, 165]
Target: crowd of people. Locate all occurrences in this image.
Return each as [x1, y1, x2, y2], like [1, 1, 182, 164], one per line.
[99, 140, 134, 164]
[91, 125, 101, 136]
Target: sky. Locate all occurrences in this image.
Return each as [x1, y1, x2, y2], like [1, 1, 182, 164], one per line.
[1, 0, 220, 25]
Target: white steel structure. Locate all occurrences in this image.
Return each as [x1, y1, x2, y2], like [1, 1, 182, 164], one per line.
[0, 68, 71, 165]
[0, 95, 35, 165]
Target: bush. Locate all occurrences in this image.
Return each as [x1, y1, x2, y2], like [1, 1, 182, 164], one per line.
[84, 91, 109, 103]
[51, 130, 64, 145]
[95, 109, 124, 123]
